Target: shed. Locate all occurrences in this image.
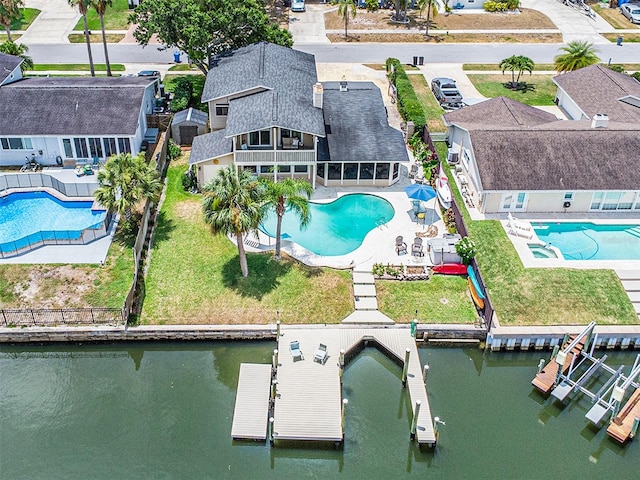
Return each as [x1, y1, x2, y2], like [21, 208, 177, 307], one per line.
[171, 107, 208, 145]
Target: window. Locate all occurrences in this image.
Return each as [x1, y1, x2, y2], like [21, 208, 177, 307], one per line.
[259, 165, 273, 174]
[328, 163, 342, 180]
[62, 139, 73, 158]
[592, 191, 637, 211]
[118, 138, 131, 154]
[281, 129, 302, 140]
[564, 192, 574, 201]
[462, 149, 471, 170]
[74, 138, 88, 158]
[515, 192, 526, 210]
[375, 163, 390, 180]
[317, 162, 325, 179]
[294, 165, 307, 173]
[1, 137, 32, 150]
[344, 163, 358, 180]
[278, 165, 291, 173]
[392, 163, 399, 179]
[103, 138, 117, 158]
[590, 192, 603, 210]
[215, 104, 229, 116]
[249, 129, 271, 146]
[88, 138, 103, 158]
[243, 165, 257, 174]
[359, 163, 374, 180]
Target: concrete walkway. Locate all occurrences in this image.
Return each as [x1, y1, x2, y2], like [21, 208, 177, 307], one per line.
[20, 0, 79, 44]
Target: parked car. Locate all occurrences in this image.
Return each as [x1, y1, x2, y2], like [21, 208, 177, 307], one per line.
[620, 3, 640, 23]
[431, 77, 463, 106]
[138, 70, 161, 78]
[291, 0, 305, 12]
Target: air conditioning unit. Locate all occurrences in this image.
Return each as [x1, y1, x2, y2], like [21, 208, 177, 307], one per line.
[447, 148, 459, 165]
[563, 201, 571, 208]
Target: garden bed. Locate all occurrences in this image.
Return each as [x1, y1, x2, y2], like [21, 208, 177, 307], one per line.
[372, 263, 431, 281]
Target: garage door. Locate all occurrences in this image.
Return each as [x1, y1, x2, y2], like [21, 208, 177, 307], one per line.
[179, 125, 198, 145]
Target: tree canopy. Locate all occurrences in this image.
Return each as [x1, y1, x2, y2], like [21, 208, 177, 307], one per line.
[554, 41, 600, 73]
[336, 0, 356, 38]
[0, 0, 23, 42]
[499, 55, 535, 88]
[0, 40, 33, 71]
[130, 0, 292, 75]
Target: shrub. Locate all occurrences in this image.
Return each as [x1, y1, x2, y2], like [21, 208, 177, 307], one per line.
[385, 57, 426, 129]
[455, 236, 477, 264]
[443, 208, 456, 233]
[632, 72, 640, 82]
[167, 139, 182, 160]
[484, 1, 510, 11]
[365, 0, 379, 11]
[171, 77, 193, 112]
[181, 169, 198, 192]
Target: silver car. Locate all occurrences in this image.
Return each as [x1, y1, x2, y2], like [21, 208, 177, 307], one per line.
[431, 77, 463, 105]
[620, 3, 640, 24]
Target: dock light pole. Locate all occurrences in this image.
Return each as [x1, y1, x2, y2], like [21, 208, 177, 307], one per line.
[537, 359, 545, 374]
[269, 417, 275, 445]
[433, 416, 446, 441]
[410, 400, 421, 440]
[273, 349, 279, 370]
[555, 351, 567, 386]
[276, 319, 281, 338]
[423, 364, 429, 383]
[341, 399, 349, 431]
[402, 348, 411, 387]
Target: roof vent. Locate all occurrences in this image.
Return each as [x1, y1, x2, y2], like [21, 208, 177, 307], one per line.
[313, 83, 324, 109]
[591, 113, 608, 128]
[339, 81, 348, 92]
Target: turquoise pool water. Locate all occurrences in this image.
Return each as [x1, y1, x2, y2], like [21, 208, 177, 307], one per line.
[0, 191, 105, 250]
[260, 193, 394, 256]
[527, 243, 558, 259]
[533, 222, 640, 261]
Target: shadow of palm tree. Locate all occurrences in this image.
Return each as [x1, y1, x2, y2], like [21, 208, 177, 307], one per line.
[503, 82, 537, 93]
[221, 253, 293, 299]
[150, 210, 176, 246]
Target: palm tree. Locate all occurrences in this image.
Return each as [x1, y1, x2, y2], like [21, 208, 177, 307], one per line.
[554, 41, 600, 73]
[0, 0, 23, 42]
[92, 0, 112, 76]
[337, 0, 356, 39]
[420, 0, 438, 37]
[260, 177, 312, 261]
[392, 0, 409, 23]
[201, 167, 264, 278]
[499, 55, 535, 88]
[68, 0, 95, 76]
[0, 40, 33, 72]
[94, 153, 162, 229]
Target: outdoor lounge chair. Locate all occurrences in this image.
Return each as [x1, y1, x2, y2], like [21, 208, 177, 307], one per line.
[412, 237, 424, 257]
[395, 236, 408, 255]
[290, 340, 303, 362]
[314, 343, 328, 364]
[507, 213, 532, 232]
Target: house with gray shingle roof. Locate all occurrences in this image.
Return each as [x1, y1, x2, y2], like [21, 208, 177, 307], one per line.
[189, 42, 408, 188]
[0, 57, 159, 168]
[443, 90, 640, 214]
[0, 52, 23, 86]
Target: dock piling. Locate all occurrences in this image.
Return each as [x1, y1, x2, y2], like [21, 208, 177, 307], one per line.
[276, 320, 281, 338]
[423, 364, 429, 383]
[273, 349, 278, 370]
[402, 348, 410, 387]
[554, 351, 567, 385]
[410, 400, 422, 440]
[269, 417, 274, 445]
[341, 398, 348, 432]
[537, 359, 545, 374]
[271, 380, 278, 401]
[631, 417, 639, 439]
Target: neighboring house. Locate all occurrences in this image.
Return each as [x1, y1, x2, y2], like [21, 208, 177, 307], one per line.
[443, 94, 640, 214]
[0, 54, 159, 167]
[189, 42, 407, 187]
[0, 52, 23, 87]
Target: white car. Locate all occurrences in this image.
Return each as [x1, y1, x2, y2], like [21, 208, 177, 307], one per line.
[291, 0, 305, 12]
[621, 3, 640, 23]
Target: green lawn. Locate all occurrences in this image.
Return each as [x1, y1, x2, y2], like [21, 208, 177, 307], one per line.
[467, 74, 557, 106]
[68, 33, 124, 43]
[377, 276, 478, 324]
[407, 74, 446, 133]
[433, 142, 637, 326]
[139, 158, 353, 325]
[463, 63, 557, 71]
[10, 8, 40, 30]
[73, 0, 132, 31]
[30, 63, 125, 72]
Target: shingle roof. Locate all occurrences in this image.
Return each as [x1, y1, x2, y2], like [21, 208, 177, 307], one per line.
[189, 130, 232, 165]
[318, 81, 409, 162]
[171, 107, 208, 126]
[469, 126, 640, 191]
[0, 76, 155, 135]
[0, 53, 22, 84]
[443, 96, 558, 129]
[553, 64, 640, 122]
[201, 42, 325, 137]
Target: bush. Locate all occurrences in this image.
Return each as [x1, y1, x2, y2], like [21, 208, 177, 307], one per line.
[167, 139, 182, 160]
[386, 58, 426, 129]
[171, 77, 193, 112]
[181, 169, 198, 192]
[484, 1, 510, 11]
[632, 72, 640, 82]
[365, 0, 379, 11]
[455, 236, 477, 265]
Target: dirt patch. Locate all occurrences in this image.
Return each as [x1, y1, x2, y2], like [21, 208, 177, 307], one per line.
[327, 32, 562, 43]
[325, 8, 556, 30]
[173, 200, 202, 221]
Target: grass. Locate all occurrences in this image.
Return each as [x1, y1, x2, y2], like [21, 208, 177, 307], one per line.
[407, 74, 446, 133]
[68, 33, 125, 43]
[327, 33, 562, 43]
[377, 276, 478, 324]
[10, 8, 40, 30]
[467, 74, 557, 106]
[139, 158, 354, 325]
[594, 5, 639, 30]
[0, 233, 134, 309]
[30, 63, 125, 72]
[73, 0, 132, 31]
[463, 63, 557, 71]
[0, 34, 21, 41]
[433, 142, 637, 326]
[168, 64, 198, 71]
[602, 33, 640, 43]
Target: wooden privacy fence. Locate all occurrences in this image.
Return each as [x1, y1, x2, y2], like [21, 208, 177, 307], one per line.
[0, 308, 124, 327]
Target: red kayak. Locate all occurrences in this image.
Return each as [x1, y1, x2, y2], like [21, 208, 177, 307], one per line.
[432, 263, 467, 275]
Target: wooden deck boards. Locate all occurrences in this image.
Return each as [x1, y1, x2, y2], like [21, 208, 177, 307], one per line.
[273, 327, 436, 445]
[531, 337, 584, 394]
[607, 387, 640, 443]
[231, 363, 272, 440]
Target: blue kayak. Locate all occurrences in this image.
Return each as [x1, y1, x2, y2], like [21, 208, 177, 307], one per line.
[467, 265, 485, 300]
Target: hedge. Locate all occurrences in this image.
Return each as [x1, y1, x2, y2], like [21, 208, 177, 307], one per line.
[171, 77, 193, 112]
[386, 58, 426, 129]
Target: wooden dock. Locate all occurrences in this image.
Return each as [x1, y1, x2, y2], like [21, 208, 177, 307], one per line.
[532, 336, 584, 394]
[231, 363, 272, 440]
[607, 387, 640, 443]
[273, 327, 436, 446]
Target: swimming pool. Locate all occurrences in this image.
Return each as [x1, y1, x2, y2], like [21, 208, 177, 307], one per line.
[260, 193, 394, 256]
[0, 191, 106, 252]
[527, 243, 558, 259]
[533, 222, 640, 260]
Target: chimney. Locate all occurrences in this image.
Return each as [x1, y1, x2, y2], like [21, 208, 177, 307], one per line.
[313, 82, 324, 109]
[591, 113, 608, 128]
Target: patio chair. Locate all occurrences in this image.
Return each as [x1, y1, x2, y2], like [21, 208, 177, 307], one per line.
[412, 237, 424, 257]
[507, 213, 532, 232]
[395, 236, 408, 255]
[289, 340, 303, 362]
[314, 343, 328, 364]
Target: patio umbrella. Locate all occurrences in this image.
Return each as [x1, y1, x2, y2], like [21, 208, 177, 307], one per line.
[404, 184, 437, 226]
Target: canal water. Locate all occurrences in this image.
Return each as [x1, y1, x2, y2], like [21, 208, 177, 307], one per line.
[1, 342, 638, 479]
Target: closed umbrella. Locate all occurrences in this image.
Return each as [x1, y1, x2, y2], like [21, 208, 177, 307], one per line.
[404, 184, 437, 225]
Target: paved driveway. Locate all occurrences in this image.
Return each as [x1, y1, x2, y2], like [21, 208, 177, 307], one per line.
[289, 4, 330, 44]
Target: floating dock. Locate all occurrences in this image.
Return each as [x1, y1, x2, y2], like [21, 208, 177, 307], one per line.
[607, 387, 640, 443]
[231, 363, 272, 440]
